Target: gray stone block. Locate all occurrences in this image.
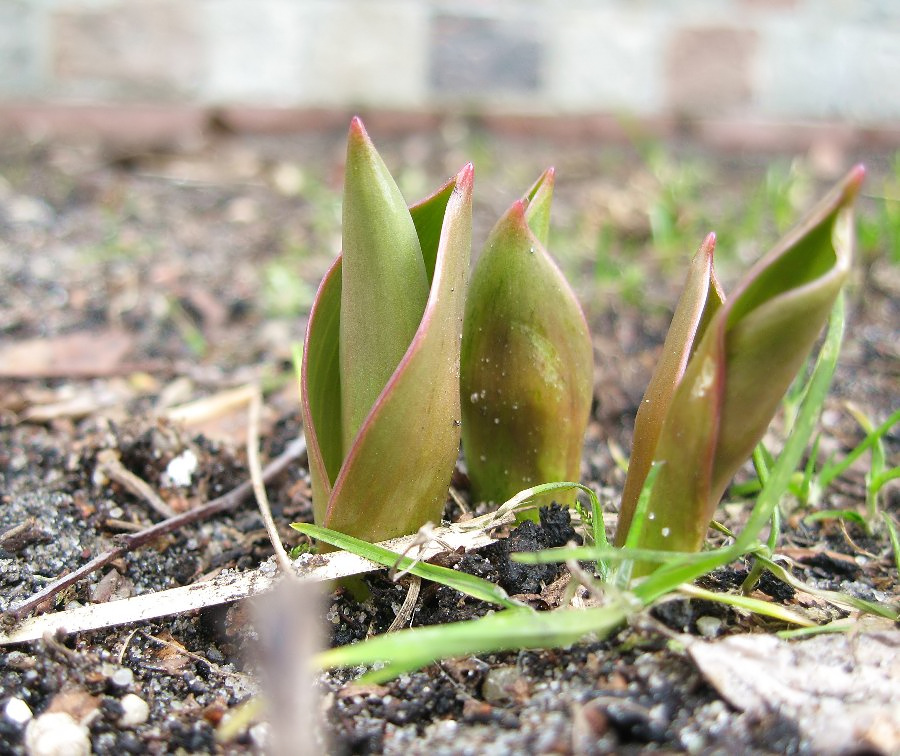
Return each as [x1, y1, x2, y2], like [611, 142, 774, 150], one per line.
[0, 0, 42, 95]
[546, 7, 665, 114]
[667, 26, 758, 117]
[202, 0, 314, 103]
[305, 1, 427, 107]
[429, 13, 542, 96]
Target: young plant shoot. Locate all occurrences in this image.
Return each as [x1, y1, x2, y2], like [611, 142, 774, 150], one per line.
[301, 118, 473, 542]
[461, 169, 593, 514]
[614, 165, 865, 571]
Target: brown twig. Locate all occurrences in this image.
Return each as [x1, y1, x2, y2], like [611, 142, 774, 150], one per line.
[386, 576, 421, 633]
[10, 436, 307, 620]
[96, 449, 177, 519]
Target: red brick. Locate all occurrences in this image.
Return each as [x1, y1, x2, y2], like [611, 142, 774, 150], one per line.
[0, 104, 208, 146]
[215, 108, 442, 136]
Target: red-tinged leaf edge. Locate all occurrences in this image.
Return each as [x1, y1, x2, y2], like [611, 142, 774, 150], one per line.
[615, 232, 723, 545]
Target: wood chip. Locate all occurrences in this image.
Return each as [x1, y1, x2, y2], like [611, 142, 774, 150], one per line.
[0, 524, 499, 645]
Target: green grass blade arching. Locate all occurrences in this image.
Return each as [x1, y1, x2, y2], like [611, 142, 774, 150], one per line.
[292, 523, 524, 610]
[734, 292, 846, 552]
[315, 604, 631, 684]
[819, 407, 899, 489]
[677, 583, 814, 627]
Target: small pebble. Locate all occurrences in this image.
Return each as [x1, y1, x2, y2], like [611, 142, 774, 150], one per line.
[118, 694, 149, 728]
[110, 667, 134, 688]
[164, 449, 198, 488]
[249, 722, 270, 750]
[696, 615, 723, 638]
[482, 665, 525, 704]
[25, 711, 90, 756]
[4, 697, 33, 726]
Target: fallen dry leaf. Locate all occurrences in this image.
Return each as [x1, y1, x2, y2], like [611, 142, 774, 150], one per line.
[688, 629, 900, 755]
[0, 328, 134, 378]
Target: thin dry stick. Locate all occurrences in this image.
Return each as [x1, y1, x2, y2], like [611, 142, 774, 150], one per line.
[386, 575, 421, 633]
[10, 436, 307, 620]
[247, 386, 295, 575]
[95, 449, 177, 519]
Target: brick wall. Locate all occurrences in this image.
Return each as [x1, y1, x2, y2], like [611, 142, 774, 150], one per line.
[2, 0, 899, 126]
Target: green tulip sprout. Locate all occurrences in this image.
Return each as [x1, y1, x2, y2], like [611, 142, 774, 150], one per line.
[301, 118, 473, 543]
[299, 119, 864, 575]
[615, 165, 865, 570]
[460, 169, 593, 514]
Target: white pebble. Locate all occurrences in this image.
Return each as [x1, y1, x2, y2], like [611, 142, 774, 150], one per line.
[25, 712, 90, 756]
[696, 615, 723, 638]
[118, 694, 149, 728]
[110, 667, 133, 688]
[164, 449, 198, 488]
[4, 697, 32, 725]
[249, 722, 270, 750]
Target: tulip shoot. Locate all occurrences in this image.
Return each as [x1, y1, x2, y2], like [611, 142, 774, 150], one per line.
[301, 118, 473, 543]
[461, 169, 593, 512]
[615, 166, 864, 566]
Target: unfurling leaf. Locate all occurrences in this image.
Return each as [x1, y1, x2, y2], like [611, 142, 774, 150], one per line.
[301, 118, 473, 542]
[340, 118, 429, 453]
[615, 166, 864, 568]
[461, 169, 593, 514]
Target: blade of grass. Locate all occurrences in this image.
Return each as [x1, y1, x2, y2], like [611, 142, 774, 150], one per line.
[631, 544, 750, 605]
[776, 619, 860, 639]
[798, 434, 821, 504]
[617, 462, 662, 586]
[817, 408, 900, 490]
[513, 544, 718, 566]
[734, 292, 846, 553]
[292, 523, 525, 610]
[314, 603, 631, 683]
[883, 513, 900, 578]
[873, 466, 900, 493]
[711, 519, 896, 619]
[845, 404, 889, 522]
[803, 509, 868, 527]
[677, 583, 814, 626]
[758, 555, 898, 620]
[458, 481, 612, 579]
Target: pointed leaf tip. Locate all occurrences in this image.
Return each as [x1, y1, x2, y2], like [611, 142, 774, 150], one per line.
[457, 162, 475, 191]
[846, 163, 866, 197]
[507, 199, 528, 224]
[349, 115, 366, 136]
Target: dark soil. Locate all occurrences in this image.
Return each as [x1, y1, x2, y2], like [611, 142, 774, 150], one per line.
[0, 122, 897, 754]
